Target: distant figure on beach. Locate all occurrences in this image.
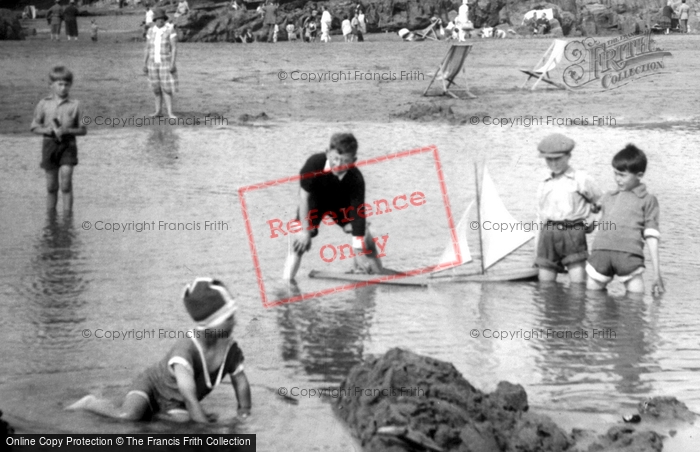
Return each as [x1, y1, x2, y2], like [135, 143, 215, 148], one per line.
[321, 6, 332, 42]
[64, 0, 79, 40]
[90, 20, 99, 41]
[282, 133, 386, 281]
[30, 66, 87, 213]
[143, 5, 154, 38]
[67, 278, 253, 423]
[304, 12, 318, 42]
[342, 15, 352, 41]
[351, 12, 363, 41]
[286, 23, 297, 41]
[677, 0, 690, 33]
[358, 9, 366, 35]
[535, 134, 602, 284]
[263, 0, 278, 43]
[661, 1, 674, 34]
[535, 12, 550, 34]
[586, 145, 664, 295]
[47, 0, 64, 41]
[455, 0, 473, 41]
[143, 8, 178, 118]
[174, 0, 190, 18]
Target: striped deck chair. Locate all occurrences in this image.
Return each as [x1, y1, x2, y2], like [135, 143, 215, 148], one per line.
[423, 44, 476, 99]
[520, 39, 569, 90]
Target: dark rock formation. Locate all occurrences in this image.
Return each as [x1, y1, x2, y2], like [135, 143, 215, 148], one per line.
[333, 348, 690, 452]
[0, 9, 24, 40]
[173, 0, 696, 41]
[332, 348, 574, 452]
[637, 396, 697, 423]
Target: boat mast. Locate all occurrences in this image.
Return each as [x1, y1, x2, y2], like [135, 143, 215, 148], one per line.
[474, 162, 485, 275]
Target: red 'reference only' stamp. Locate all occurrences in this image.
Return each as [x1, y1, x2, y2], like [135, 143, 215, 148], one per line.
[238, 145, 460, 308]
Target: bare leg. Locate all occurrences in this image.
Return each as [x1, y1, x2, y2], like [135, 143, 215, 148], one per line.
[46, 169, 59, 211]
[538, 267, 557, 282]
[586, 276, 607, 291]
[624, 274, 645, 294]
[151, 92, 163, 117]
[59, 165, 74, 213]
[162, 91, 176, 119]
[66, 393, 149, 421]
[283, 234, 304, 281]
[567, 262, 587, 283]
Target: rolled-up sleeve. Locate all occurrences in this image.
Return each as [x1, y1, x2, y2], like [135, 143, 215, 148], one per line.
[643, 195, 660, 239]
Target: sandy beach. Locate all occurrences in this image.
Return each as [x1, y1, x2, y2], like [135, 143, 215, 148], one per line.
[2, 10, 700, 452]
[2, 15, 700, 135]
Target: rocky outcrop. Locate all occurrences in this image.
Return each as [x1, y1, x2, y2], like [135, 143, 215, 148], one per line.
[0, 9, 24, 40]
[333, 348, 692, 452]
[332, 348, 574, 452]
[174, 0, 696, 41]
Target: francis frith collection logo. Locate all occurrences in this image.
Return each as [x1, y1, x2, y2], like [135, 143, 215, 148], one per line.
[563, 32, 672, 90]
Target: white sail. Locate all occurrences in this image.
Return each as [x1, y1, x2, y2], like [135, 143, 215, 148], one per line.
[479, 166, 534, 270]
[437, 201, 473, 268]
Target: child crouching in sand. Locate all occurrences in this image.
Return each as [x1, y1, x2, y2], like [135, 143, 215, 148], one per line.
[67, 278, 252, 422]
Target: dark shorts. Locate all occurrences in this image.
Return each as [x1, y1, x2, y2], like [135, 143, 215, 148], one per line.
[296, 207, 347, 238]
[586, 250, 645, 283]
[128, 366, 187, 415]
[40, 136, 78, 170]
[535, 222, 588, 272]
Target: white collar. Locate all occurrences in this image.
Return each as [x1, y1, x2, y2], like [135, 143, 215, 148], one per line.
[324, 158, 348, 181]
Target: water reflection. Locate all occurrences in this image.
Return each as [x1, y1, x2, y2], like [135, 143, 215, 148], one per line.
[144, 127, 180, 167]
[534, 284, 656, 396]
[276, 286, 377, 382]
[24, 213, 87, 373]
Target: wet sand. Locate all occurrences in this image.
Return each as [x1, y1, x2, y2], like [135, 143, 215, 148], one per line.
[2, 15, 699, 134]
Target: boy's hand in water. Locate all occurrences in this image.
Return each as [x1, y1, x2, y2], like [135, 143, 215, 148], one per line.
[292, 231, 312, 253]
[652, 275, 665, 296]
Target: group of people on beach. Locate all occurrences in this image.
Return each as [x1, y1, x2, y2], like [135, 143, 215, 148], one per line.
[46, 0, 100, 41]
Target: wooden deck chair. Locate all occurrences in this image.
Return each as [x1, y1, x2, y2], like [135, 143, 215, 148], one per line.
[423, 44, 476, 99]
[415, 18, 441, 41]
[520, 39, 570, 90]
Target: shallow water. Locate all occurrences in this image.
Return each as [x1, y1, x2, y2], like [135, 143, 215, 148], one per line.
[1, 122, 699, 450]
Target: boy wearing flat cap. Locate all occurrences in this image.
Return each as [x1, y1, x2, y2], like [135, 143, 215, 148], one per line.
[535, 134, 602, 283]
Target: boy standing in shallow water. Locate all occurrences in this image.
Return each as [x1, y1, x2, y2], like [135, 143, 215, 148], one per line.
[31, 66, 87, 213]
[586, 145, 664, 294]
[67, 278, 252, 422]
[535, 134, 602, 283]
[283, 133, 386, 281]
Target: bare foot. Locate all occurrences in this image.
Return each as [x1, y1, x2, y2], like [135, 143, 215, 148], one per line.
[66, 394, 96, 410]
[167, 114, 177, 120]
[149, 112, 162, 118]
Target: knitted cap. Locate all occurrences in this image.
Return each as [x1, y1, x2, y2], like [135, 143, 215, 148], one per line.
[538, 133, 575, 156]
[183, 278, 237, 329]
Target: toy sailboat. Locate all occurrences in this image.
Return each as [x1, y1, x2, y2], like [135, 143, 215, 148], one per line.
[429, 163, 537, 282]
